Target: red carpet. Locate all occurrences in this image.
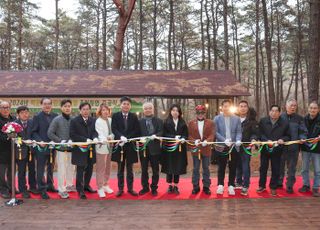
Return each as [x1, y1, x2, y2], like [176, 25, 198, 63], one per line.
[14, 176, 315, 200]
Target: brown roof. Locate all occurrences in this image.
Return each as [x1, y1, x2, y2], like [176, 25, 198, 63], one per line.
[0, 70, 250, 98]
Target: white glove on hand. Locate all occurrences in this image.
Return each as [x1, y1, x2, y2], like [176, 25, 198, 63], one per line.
[180, 138, 186, 144]
[202, 140, 208, 147]
[150, 134, 157, 140]
[175, 135, 181, 141]
[225, 138, 232, 147]
[61, 140, 67, 143]
[86, 138, 92, 143]
[67, 139, 72, 147]
[119, 141, 125, 147]
[194, 139, 201, 146]
[235, 140, 241, 147]
[120, 136, 128, 143]
[93, 138, 99, 143]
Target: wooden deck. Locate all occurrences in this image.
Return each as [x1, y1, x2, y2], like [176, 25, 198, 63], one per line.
[1, 197, 319, 229]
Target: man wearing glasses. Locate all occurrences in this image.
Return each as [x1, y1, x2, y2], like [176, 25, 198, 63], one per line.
[0, 101, 16, 198]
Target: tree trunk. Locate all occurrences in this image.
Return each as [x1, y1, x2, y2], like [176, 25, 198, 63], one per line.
[112, 0, 137, 69]
[17, 0, 23, 70]
[102, 0, 107, 69]
[168, 0, 173, 70]
[152, 0, 157, 70]
[139, 0, 143, 69]
[200, 0, 205, 69]
[205, 0, 211, 70]
[261, 0, 276, 105]
[255, 0, 260, 117]
[223, 0, 229, 70]
[307, 0, 320, 102]
[54, 0, 59, 69]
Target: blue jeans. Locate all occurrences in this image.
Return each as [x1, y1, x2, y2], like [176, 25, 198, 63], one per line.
[192, 155, 211, 188]
[301, 151, 320, 190]
[236, 150, 251, 188]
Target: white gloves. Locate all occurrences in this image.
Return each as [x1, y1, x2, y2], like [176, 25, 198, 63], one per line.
[225, 138, 232, 147]
[86, 138, 92, 143]
[120, 136, 128, 143]
[61, 140, 67, 143]
[202, 140, 208, 147]
[150, 134, 157, 140]
[175, 135, 181, 141]
[235, 140, 241, 147]
[67, 140, 72, 147]
[194, 139, 201, 146]
[180, 138, 186, 144]
[93, 138, 99, 142]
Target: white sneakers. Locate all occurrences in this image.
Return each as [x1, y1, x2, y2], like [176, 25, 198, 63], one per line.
[216, 185, 236, 195]
[228, 185, 235, 195]
[103, 185, 114, 194]
[216, 185, 224, 194]
[97, 188, 106, 198]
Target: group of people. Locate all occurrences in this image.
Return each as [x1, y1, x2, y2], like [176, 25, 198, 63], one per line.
[0, 96, 319, 200]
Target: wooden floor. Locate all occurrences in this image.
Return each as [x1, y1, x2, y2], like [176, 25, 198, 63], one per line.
[0, 197, 319, 229]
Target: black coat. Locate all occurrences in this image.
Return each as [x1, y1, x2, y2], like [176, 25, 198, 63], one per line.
[139, 117, 163, 156]
[259, 116, 290, 154]
[0, 114, 16, 164]
[70, 115, 98, 166]
[241, 108, 260, 142]
[111, 112, 141, 164]
[15, 119, 33, 160]
[31, 111, 58, 155]
[281, 112, 307, 152]
[301, 113, 320, 153]
[161, 118, 188, 175]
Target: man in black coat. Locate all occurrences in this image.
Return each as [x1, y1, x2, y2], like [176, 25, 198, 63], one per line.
[31, 98, 58, 199]
[138, 102, 163, 196]
[0, 101, 16, 199]
[70, 102, 98, 199]
[15, 106, 37, 198]
[111, 96, 141, 197]
[257, 105, 290, 196]
[278, 99, 307, 193]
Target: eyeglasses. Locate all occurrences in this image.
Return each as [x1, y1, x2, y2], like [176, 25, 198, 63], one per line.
[196, 111, 205, 115]
[0, 107, 10, 110]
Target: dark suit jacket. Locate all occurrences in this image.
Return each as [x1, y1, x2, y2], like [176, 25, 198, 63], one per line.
[0, 114, 16, 164]
[70, 115, 98, 166]
[139, 117, 163, 156]
[31, 111, 58, 155]
[111, 112, 141, 163]
[15, 119, 33, 160]
[259, 116, 290, 154]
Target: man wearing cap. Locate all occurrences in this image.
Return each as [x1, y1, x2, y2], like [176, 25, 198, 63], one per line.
[188, 105, 215, 195]
[111, 96, 141, 197]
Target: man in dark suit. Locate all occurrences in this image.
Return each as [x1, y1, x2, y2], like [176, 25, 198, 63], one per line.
[15, 106, 37, 198]
[138, 102, 163, 196]
[111, 96, 141, 197]
[31, 98, 58, 199]
[0, 101, 16, 199]
[70, 102, 98, 199]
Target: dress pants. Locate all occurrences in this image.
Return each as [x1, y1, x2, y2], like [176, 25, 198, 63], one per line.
[279, 147, 299, 188]
[217, 149, 239, 186]
[192, 155, 211, 188]
[140, 151, 160, 191]
[117, 158, 134, 191]
[36, 150, 55, 192]
[76, 162, 93, 193]
[259, 151, 281, 189]
[0, 163, 12, 193]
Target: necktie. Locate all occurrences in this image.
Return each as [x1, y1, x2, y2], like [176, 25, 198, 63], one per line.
[84, 119, 88, 125]
[123, 114, 128, 130]
[22, 122, 27, 129]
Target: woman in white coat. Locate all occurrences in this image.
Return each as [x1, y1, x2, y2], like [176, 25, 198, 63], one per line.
[95, 103, 114, 198]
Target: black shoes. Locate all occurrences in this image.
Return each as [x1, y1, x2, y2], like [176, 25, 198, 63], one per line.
[84, 186, 96, 193]
[22, 191, 31, 199]
[299, 185, 310, 193]
[151, 190, 158, 196]
[128, 190, 138, 196]
[139, 188, 150, 195]
[192, 187, 200, 195]
[47, 186, 58, 193]
[116, 190, 124, 197]
[286, 187, 294, 194]
[29, 188, 40, 194]
[173, 186, 179, 195]
[312, 189, 320, 197]
[167, 185, 174, 194]
[79, 191, 87, 199]
[41, 192, 50, 199]
[203, 187, 211, 195]
[0, 191, 10, 199]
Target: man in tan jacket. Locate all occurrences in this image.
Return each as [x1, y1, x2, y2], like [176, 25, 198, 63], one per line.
[188, 105, 215, 195]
